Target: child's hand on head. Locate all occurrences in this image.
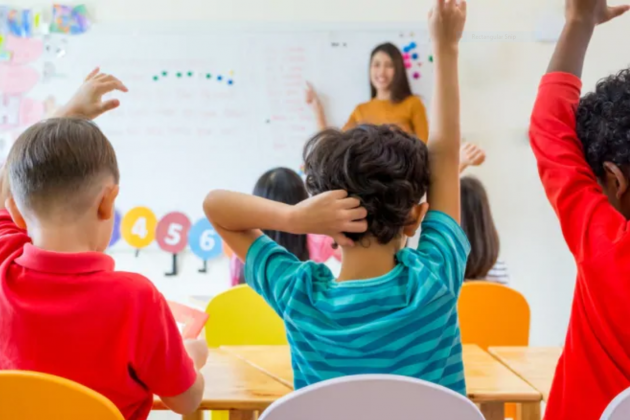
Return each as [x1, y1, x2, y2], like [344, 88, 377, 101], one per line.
[56, 67, 128, 120]
[460, 143, 486, 171]
[566, 0, 629, 25]
[429, 0, 467, 50]
[292, 190, 367, 247]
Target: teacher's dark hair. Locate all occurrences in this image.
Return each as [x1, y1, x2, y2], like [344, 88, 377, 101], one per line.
[460, 176, 500, 280]
[370, 43, 413, 104]
[304, 124, 429, 245]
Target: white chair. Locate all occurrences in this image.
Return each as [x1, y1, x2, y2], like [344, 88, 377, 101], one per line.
[259, 374, 484, 420]
[601, 387, 630, 419]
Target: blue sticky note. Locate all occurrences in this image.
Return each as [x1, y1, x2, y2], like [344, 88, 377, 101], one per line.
[188, 218, 223, 260]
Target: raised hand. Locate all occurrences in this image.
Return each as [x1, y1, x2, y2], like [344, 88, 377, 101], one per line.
[429, 0, 467, 50]
[305, 82, 320, 106]
[566, 0, 629, 25]
[291, 190, 368, 247]
[459, 143, 486, 172]
[56, 67, 128, 120]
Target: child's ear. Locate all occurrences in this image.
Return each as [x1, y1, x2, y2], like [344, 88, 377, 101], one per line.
[403, 203, 429, 238]
[603, 162, 629, 198]
[6, 197, 27, 230]
[97, 185, 119, 221]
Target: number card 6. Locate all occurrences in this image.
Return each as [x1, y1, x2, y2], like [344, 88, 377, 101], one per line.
[121, 207, 158, 248]
[156, 212, 191, 254]
[188, 218, 223, 261]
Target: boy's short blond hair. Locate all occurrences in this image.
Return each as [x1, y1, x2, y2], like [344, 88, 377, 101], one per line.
[6, 118, 119, 218]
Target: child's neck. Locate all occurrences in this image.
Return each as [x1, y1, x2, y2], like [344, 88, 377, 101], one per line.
[29, 222, 100, 253]
[338, 238, 401, 282]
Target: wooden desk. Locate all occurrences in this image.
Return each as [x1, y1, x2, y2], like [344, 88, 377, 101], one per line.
[221, 345, 543, 420]
[489, 347, 562, 402]
[153, 349, 291, 420]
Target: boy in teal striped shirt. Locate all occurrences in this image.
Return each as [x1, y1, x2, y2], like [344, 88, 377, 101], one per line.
[204, 0, 468, 393]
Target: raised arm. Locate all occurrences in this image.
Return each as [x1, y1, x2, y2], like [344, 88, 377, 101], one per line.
[530, 0, 630, 259]
[426, 0, 466, 222]
[203, 189, 367, 261]
[0, 68, 127, 211]
[305, 82, 328, 131]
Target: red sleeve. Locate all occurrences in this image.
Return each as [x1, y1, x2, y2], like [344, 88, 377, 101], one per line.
[134, 285, 197, 397]
[0, 210, 30, 259]
[530, 72, 628, 261]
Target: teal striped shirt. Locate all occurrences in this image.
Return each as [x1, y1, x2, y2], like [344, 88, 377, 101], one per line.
[245, 211, 470, 394]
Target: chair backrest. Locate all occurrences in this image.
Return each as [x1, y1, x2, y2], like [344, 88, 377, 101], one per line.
[0, 371, 124, 420]
[458, 281, 530, 350]
[259, 374, 484, 420]
[205, 284, 287, 347]
[601, 387, 630, 420]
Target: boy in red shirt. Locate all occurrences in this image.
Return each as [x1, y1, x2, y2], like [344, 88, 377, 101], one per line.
[0, 69, 207, 419]
[530, 0, 630, 418]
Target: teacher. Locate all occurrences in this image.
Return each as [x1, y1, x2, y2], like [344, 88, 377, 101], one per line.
[306, 42, 429, 142]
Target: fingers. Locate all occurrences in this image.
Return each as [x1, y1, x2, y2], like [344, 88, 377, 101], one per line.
[332, 234, 355, 248]
[608, 5, 630, 20]
[347, 207, 368, 221]
[329, 190, 349, 200]
[96, 80, 129, 95]
[84, 67, 100, 82]
[100, 99, 120, 113]
[343, 219, 368, 234]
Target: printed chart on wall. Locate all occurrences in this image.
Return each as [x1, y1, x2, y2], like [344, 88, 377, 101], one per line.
[1, 20, 433, 258]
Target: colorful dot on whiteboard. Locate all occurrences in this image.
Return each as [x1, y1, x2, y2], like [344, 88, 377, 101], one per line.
[403, 53, 410, 59]
[404, 61, 412, 69]
[176, 72, 182, 78]
[410, 42, 417, 49]
[217, 75, 223, 81]
[229, 70, 234, 76]
[228, 80, 233, 85]
[206, 73, 212, 79]
[162, 71, 167, 76]
[413, 72, 420, 79]
[412, 53, 418, 60]
[429, 55, 434, 63]
[187, 71, 193, 77]
[153, 76, 159, 81]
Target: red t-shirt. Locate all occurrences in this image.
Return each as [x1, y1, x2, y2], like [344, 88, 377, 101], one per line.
[531, 72, 630, 420]
[0, 210, 197, 420]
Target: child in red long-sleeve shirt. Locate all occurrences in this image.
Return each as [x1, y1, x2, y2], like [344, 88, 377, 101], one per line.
[530, 0, 630, 418]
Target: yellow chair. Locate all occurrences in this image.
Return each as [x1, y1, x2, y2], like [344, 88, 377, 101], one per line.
[458, 281, 530, 420]
[205, 284, 287, 347]
[0, 370, 124, 420]
[205, 285, 288, 420]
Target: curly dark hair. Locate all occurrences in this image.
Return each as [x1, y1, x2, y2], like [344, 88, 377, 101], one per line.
[577, 68, 630, 179]
[303, 124, 429, 245]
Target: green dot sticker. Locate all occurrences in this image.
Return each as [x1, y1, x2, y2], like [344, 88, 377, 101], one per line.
[429, 55, 434, 63]
[162, 71, 168, 76]
[153, 76, 159, 81]
[188, 71, 193, 77]
[206, 73, 212, 79]
[176, 72, 182, 78]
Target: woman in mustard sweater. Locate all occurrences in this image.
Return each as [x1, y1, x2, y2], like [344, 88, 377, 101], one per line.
[306, 42, 429, 142]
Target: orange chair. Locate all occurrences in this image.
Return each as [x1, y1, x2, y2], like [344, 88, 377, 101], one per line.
[0, 370, 124, 420]
[458, 281, 530, 420]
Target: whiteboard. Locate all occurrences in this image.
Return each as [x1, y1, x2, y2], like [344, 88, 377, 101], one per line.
[1, 22, 433, 227]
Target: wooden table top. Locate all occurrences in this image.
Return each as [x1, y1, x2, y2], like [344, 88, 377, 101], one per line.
[221, 344, 542, 404]
[153, 349, 291, 411]
[488, 347, 562, 401]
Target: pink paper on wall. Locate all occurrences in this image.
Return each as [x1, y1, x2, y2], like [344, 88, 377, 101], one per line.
[5, 36, 43, 65]
[0, 64, 39, 94]
[19, 97, 44, 126]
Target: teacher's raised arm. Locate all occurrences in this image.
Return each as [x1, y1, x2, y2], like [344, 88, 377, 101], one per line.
[306, 42, 429, 143]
